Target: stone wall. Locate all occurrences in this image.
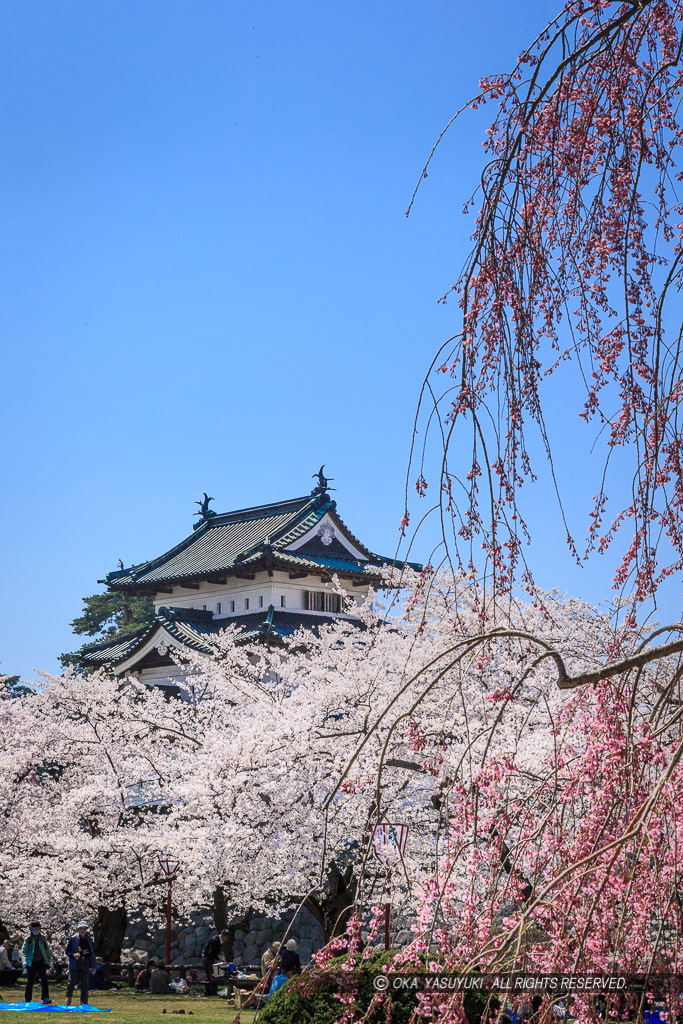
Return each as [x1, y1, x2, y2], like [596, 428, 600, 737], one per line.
[121, 906, 324, 970]
[233, 907, 324, 968]
[121, 910, 212, 967]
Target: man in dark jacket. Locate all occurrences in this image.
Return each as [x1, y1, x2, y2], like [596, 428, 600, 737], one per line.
[65, 921, 96, 1006]
[22, 922, 52, 1004]
[201, 929, 229, 996]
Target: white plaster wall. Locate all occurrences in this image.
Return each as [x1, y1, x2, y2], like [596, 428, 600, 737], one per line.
[154, 571, 368, 618]
[135, 663, 187, 687]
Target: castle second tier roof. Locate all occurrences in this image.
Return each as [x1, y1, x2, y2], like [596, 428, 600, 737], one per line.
[76, 604, 366, 670]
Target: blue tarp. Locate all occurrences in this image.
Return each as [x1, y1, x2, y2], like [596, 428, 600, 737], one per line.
[0, 1004, 110, 1013]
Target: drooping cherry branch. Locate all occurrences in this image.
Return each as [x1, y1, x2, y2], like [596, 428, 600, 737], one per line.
[405, 0, 683, 607]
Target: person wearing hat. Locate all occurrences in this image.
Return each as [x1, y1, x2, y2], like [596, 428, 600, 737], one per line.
[91, 957, 106, 990]
[260, 940, 281, 978]
[65, 921, 96, 1006]
[279, 939, 301, 976]
[0, 939, 17, 986]
[21, 922, 52, 1004]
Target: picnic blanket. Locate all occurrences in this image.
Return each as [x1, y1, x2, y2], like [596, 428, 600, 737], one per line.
[0, 1004, 110, 1013]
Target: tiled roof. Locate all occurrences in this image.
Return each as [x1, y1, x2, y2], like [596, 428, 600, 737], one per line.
[75, 626, 153, 666]
[104, 495, 320, 589]
[101, 489, 419, 592]
[75, 605, 364, 669]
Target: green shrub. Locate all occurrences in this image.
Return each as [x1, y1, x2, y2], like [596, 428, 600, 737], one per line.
[256, 951, 414, 1024]
[256, 951, 497, 1024]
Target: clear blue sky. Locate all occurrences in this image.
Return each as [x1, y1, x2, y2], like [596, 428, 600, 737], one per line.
[2, 0, 654, 682]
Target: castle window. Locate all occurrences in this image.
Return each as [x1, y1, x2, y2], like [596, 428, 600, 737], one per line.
[306, 591, 341, 613]
[280, 595, 286, 607]
[217, 602, 221, 614]
[245, 598, 250, 610]
[259, 595, 264, 608]
[230, 600, 235, 613]
[202, 605, 207, 611]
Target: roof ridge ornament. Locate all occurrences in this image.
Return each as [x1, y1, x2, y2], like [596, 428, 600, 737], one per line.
[193, 492, 218, 530]
[312, 465, 335, 498]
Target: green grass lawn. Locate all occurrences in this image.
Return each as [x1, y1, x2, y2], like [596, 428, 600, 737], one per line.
[0, 988, 257, 1024]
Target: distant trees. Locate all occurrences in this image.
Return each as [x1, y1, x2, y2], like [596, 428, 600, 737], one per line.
[0, 669, 170, 945]
[60, 591, 154, 668]
[1, 673, 32, 698]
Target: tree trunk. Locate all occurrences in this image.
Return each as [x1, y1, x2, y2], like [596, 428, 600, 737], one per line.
[212, 886, 228, 932]
[93, 905, 127, 963]
[304, 861, 357, 943]
[212, 886, 238, 960]
[223, 912, 251, 963]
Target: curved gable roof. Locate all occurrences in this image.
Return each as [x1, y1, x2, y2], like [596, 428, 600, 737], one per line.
[101, 488, 420, 592]
[103, 494, 328, 589]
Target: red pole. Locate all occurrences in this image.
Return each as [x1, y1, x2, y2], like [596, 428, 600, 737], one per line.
[166, 879, 172, 965]
[384, 870, 391, 951]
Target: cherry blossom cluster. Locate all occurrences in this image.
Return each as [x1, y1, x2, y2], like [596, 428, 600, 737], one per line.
[2, 570, 681, 1024]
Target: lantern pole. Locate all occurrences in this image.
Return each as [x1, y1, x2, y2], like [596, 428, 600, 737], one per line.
[157, 853, 180, 966]
[384, 869, 392, 952]
[370, 823, 408, 954]
[165, 877, 173, 965]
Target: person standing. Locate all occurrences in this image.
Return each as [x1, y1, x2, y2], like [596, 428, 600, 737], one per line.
[201, 929, 229, 996]
[21, 922, 52, 1004]
[65, 921, 96, 1006]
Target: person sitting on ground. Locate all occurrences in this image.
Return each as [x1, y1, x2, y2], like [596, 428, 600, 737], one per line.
[268, 969, 290, 998]
[278, 939, 301, 976]
[135, 960, 156, 992]
[260, 941, 280, 978]
[148, 960, 171, 995]
[91, 958, 117, 991]
[0, 940, 14, 969]
[0, 939, 17, 985]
